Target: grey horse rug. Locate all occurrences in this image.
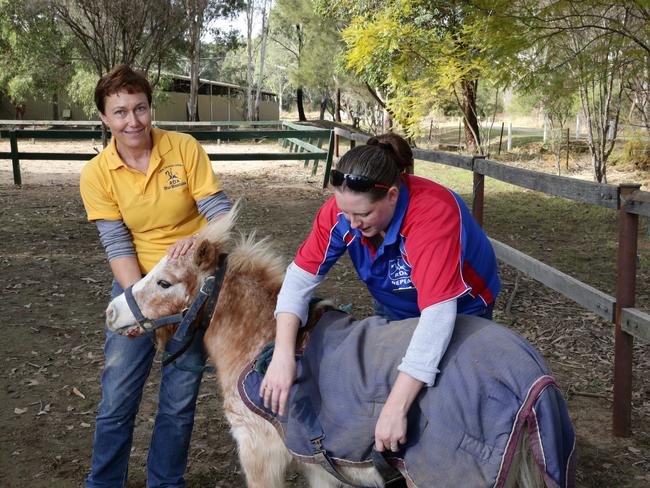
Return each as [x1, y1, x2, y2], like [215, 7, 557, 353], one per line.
[238, 311, 576, 487]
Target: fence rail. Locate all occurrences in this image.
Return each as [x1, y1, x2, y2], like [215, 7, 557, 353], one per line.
[333, 126, 649, 437]
[0, 120, 335, 187]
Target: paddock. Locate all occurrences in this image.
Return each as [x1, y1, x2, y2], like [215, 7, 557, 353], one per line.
[0, 146, 648, 487]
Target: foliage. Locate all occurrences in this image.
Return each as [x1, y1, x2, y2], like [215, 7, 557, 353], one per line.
[0, 0, 76, 110]
[340, 0, 518, 151]
[50, 0, 188, 80]
[66, 69, 100, 118]
[620, 134, 650, 171]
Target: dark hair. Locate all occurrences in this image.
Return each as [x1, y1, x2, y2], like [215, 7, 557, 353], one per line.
[94, 64, 152, 115]
[335, 132, 414, 201]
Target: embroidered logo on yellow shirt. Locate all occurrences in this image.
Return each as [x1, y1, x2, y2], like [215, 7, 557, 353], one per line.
[161, 163, 187, 190]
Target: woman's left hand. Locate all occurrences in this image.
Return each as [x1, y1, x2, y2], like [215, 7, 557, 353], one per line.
[167, 236, 196, 259]
[374, 403, 407, 452]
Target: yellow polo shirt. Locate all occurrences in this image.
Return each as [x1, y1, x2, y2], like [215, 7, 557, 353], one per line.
[80, 128, 222, 273]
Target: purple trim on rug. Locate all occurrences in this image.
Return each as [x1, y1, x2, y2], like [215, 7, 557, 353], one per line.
[236, 360, 385, 469]
[493, 375, 556, 488]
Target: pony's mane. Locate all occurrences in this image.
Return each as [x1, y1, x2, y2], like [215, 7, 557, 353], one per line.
[228, 232, 285, 288]
[198, 201, 285, 287]
[196, 200, 241, 249]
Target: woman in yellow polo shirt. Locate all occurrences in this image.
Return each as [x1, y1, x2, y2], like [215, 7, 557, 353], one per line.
[79, 64, 231, 488]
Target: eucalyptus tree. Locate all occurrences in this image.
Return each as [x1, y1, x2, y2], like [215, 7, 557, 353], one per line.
[0, 0, 76, 119]
[488, 0, 645, 182]
[269, 0, 346, 121]
[326, 0, 515, 153]
[184, 0, 244, 121]
[49, 0, 188, 83]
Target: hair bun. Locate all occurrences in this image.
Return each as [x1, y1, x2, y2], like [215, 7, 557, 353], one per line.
[367, 137, 393, 152]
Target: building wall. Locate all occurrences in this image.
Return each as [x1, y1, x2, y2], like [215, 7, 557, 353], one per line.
[0, 93, 90, 120]
[1, 88, 279, 122]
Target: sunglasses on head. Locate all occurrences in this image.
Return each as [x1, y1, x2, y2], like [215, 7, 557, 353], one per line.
[329, 169, 391, 192]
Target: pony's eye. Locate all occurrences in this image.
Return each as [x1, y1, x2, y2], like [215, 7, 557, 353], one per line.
[157, 279, 172, 289]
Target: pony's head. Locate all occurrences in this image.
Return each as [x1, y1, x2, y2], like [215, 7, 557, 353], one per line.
[105, 205, 238, 339]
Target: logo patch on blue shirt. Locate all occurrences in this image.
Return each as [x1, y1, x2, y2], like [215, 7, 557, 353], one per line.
[389, 258, 413, 289]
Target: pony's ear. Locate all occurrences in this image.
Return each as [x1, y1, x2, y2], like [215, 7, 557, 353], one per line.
[193, 239, 219, 272]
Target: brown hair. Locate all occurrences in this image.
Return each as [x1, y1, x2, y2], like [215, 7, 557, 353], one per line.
[335, 132, 414, 201]
[94, 64, 152, 115]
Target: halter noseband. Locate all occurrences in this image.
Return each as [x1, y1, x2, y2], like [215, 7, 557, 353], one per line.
[122, 254, 228, 349]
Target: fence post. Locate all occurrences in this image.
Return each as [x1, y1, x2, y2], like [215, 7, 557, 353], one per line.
[10, 130, 21, 186]
[350, 138, 355, 150]
[613, 184, 641, 437]
[543, 117, 548, 144]
[507, 123, 512, 151]
[334, 132, 340, 157]
[575, 113, 581, 139]
[471, 156, 486, 227]
[457, 120, 462, 151]
[497, 122, 505, 155]
[322, 130, 336, 189]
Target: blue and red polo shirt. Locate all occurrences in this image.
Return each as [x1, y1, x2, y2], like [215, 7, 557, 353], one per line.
[294, 174, 500, 319]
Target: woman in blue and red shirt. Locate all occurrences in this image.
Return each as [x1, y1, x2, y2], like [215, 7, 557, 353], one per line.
[261, 133, 500, 454]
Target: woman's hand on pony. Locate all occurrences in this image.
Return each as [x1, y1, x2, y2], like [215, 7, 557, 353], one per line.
[167, 236, 196, 259]
[375, 372, 424, 452]
[259, 351, 296, 416]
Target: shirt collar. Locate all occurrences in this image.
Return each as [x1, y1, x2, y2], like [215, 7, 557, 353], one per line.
[382, 178, 410, 246]
[106, 127, 171, 170]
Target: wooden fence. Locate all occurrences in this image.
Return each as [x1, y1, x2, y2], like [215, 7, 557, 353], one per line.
[333, 127, 650, 437]
[0, 120, 335, 188]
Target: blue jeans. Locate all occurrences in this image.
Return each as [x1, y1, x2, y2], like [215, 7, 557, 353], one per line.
[86, 281, 207, 488]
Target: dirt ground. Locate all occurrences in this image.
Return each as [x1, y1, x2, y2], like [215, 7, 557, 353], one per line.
[1, 139, 649, 487]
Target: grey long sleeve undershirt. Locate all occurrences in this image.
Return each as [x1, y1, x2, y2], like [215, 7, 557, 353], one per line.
[275, 261, 457, 387]
[95, 191, 232, 263]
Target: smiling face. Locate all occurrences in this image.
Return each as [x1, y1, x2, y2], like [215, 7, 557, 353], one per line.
[334, 187, 399, 238]
[99, 90, 152, 154]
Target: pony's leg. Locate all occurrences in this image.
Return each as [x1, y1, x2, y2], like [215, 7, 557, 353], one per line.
[229, 416, 293, 488]
[300, 463, 385, 488]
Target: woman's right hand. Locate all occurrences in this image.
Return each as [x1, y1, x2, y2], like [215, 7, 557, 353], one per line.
[259, 350, 296, 416]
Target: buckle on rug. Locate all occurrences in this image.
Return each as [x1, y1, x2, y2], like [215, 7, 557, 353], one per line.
[310, 434, 325, 453]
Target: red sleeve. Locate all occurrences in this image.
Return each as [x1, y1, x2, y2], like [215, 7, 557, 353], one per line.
[404, 194, 470, 310]
[294, 196, 346, 275]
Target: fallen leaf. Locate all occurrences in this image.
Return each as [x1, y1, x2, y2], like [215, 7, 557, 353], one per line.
[71, 387, 86, 400]
[628, 446, 641, 455]
[37, 403, 51, 416]
[80, 422, 91, 428]
[26, 379, 39, 386]
[14, 407, 28, 415]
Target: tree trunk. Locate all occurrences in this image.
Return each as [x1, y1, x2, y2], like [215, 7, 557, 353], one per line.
[188, 23, 201, 122]
[296, 87, 306, 121]
[51, 93, 59, 120]
[254, 0, 271, 121]
[335, 87, 341, 122]
[245, 1, 255, 121]
[461, 78, 481, 154]
[319, 93, 330, 120]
